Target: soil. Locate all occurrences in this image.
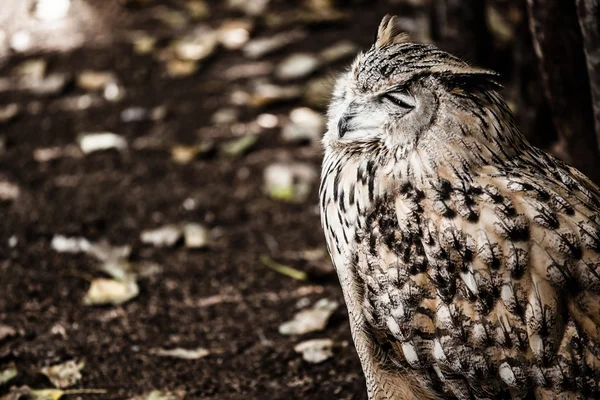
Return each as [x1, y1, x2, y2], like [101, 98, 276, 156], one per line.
[0, 0, 562, 399]
[0, 1, 399, 399]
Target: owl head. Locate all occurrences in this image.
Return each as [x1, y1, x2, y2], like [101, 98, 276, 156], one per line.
[324, 15, 519, 167]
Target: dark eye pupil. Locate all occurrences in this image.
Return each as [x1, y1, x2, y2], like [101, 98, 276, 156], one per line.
[383, 93, 412, 108]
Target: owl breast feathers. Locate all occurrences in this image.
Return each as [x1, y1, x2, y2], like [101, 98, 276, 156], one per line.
[320, 15, 600, 400]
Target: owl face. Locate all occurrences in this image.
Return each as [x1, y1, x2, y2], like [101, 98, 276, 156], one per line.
[324, 16, 504, 164]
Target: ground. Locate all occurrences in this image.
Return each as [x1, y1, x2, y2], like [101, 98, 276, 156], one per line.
[0, 0, 560, 398]
[0, 1, 400, 399]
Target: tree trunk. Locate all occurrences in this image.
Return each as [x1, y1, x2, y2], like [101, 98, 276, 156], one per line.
[527, 0, 600, 182]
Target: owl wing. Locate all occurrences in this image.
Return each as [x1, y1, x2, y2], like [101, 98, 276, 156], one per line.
[356, 152, 600, 399]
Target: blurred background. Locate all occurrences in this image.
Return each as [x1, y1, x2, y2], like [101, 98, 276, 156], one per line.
[1, 1, 599, 399]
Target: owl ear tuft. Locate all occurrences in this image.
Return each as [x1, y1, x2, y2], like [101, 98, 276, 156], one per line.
[376, 15, 411, 49]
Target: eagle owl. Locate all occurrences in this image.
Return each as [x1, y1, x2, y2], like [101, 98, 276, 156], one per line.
[320, 15, 600, 400]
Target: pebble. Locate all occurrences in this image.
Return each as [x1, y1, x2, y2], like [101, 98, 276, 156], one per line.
[294, 339, 334, 364]
[319, 40, 358, 64]
[218, 20, 253, 50]
[248, 82, 302, 108]
[173, 30, 218, 61]
[140, 225, 182, 247]
[227, 0, 270, 16]
[281, 107, 325, 145]
[0, 181, 20, 201]
[183, 223, 209, 249]
[78, 132, 127, 154]
[76, 71, 116, 91]
[243, 30, 307, 59]
[275, 53, 320, 81]
[0, 104, 19, 124]
[166, 59, 199, 78]
[211, 108, 239, 125]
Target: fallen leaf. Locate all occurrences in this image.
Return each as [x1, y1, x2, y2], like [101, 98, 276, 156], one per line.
[149, 347, 210, 360]
[128, 390, 186, 400]
[0, 363, 17, 385]
[279, 298, 339, 335]
[260, 255, 307, 281]
[0, 387, 107, 400]
[83, 278, 139, 306]
[294, 338, 334, 363]
[41, 360, 84, 389]
[219, 135, 258, 158]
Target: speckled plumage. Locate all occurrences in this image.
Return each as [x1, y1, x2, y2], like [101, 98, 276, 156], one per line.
[320, 15, 600, 400]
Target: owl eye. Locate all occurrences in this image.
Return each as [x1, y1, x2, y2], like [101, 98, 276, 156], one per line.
[382, 91, 415, 109]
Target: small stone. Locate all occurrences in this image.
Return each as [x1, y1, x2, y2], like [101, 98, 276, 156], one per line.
[243, 30, 307, 59]
[173, 31, 218, 61]
[171, 142, 214, 164]
[29, 73, 69, 96]
[166, 59, 199, 78]
[0, 181, 20, 201]
[224, 62, 273, 80]
[104, 81, 125, 102]
[218, 20, 253, 50]
[0, 103, 19, 123]
[14, 59, 46, 81]
[129, 390, 187, 400]
[211, 108, 239, 125]
[51, 235, 92, 253]
[248, 82, 302, 108]
[33, 145, 82, 162]
[275, 53, 320, 80]
[279, 298, 339, 335]
[8, 236, 18, 248]
[0, 325, 17, 341]
[264, 162, 317, 203]
[319, 40, 358, 64]
[227, 0, 270, 16]
[121, 107, 149, 123]
[294, 339, 334, 363]
[34, 0, 70, 20]
[256, 113, 278, 129]
[131, 33, 156, 54]
[77, 70, 116, 91]
[281, 107, 324, 145]
[41, 360, 84, 389]
[219, 135, 258, 158]
[78, 132, 127, 154]
[183, 223, 209, 249]
[141, 225, 182, 247]
[186, 0, 210, 19]
[154, 8, 188, 29]
[84, 278, 139, 306]
[149, 347, 210, 360]
[10, 31, 31, 52]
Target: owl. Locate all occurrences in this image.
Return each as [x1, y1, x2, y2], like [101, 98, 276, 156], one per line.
[320, 15, 600, 400]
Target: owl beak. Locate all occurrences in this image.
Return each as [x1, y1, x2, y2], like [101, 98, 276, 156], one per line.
[337, 114, 351, 138]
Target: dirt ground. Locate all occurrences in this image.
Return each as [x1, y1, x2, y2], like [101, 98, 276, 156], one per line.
[0, 1, 402, 399]
[0, 0, 567, 398]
